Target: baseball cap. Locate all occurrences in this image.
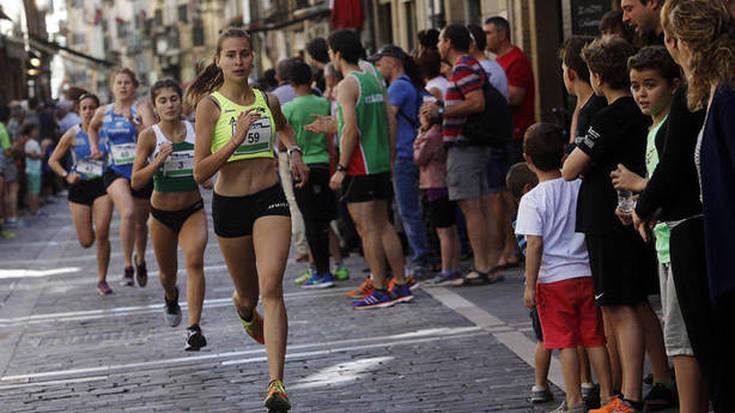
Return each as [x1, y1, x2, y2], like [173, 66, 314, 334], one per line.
[368, 44, 408, 63]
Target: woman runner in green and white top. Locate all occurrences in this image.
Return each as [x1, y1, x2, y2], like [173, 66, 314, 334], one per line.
[131, 79, 209, 351]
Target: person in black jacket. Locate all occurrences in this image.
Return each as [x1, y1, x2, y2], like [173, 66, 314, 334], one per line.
[660, 1, 735, 411]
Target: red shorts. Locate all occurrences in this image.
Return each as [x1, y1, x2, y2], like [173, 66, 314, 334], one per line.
[536, 277, 605, 350]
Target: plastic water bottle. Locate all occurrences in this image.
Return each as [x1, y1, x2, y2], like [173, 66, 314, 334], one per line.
[617, 190, 636, 214]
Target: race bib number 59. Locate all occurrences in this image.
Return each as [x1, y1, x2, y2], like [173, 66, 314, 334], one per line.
[233, 118, 272, 156]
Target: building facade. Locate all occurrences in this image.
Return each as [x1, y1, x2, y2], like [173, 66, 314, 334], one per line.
[59, 0, 617, 116]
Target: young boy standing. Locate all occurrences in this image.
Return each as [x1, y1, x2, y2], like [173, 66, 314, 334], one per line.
[559, 36, 608, 148]
[517, 123, 612, 413]
[562, 37, 660, 413]
[22, 123, 42, 215]
[611, 46, 704, 412]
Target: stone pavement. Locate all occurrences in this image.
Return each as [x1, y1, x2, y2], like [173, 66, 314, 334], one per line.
[0, 191, 667, 412]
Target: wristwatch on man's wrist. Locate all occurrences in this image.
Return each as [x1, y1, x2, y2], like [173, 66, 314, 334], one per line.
[287, 145, 303, 157]
[336, 164, 347, 173]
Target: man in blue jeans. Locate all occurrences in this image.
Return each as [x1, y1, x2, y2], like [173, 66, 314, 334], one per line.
[372, 45, 431, 275]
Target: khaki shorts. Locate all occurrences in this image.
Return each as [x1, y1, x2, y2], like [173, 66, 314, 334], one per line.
[446, 145, 491, 201]
[659, 263, 695, 357]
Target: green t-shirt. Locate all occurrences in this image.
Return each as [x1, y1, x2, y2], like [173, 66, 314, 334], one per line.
[282, 95, 331, 165]
[645, 115, 670, 264]
[0, 122, 11, 151]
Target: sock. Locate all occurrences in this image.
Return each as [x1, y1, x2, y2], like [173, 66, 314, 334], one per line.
[187, 323, 200, 332]
[623, 398, 643, 410]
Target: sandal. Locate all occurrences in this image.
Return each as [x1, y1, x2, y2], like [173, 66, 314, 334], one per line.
[451, 268, 505, 287]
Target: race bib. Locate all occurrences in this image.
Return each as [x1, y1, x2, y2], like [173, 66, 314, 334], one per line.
[75, 159, 104, 178]
[162, 150, 194, 178]
[110, 143, 136, 165]
[233, 118, 272, 156]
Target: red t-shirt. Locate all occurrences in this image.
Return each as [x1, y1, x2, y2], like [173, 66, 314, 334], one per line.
[496, 46, 536, 141]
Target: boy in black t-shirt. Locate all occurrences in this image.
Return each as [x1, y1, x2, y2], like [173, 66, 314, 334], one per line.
[561, 37, 659, 413]
[559, 36, 607, 149]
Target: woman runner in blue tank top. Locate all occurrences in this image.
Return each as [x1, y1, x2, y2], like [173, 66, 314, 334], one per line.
[48, 93, 114, 295]
[88, 68, 156, 288]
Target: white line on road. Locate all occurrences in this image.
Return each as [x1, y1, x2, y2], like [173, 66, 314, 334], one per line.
[221, 332, 485, 366]
[290, 356, 394, 390]
[0, 286, 354, 327]
[0, 375, 108, 391]
[0, 267, 81, 280]
[423, 287, 564, 389]
[1, 326, 484, 383]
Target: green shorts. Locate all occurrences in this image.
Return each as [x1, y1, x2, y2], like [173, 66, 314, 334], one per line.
[27, 173, 41, 195]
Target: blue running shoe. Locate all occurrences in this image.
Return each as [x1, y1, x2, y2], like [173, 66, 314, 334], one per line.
[352, 289, 396, 310]
[390, 283, 414, 303]
[302, 272, 335, 289]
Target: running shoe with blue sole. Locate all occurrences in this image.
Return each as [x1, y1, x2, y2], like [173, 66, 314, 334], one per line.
[301, 272, 335, 289]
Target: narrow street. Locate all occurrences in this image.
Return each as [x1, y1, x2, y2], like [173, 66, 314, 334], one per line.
[0, 192, 567, 412]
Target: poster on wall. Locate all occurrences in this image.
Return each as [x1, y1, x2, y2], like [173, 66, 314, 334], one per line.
[571, 0, 612, 35]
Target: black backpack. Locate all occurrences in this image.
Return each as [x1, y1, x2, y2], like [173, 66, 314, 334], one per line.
[463, 79, 512, 147]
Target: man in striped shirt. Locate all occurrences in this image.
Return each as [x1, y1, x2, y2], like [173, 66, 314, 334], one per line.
[421, 24, 503, 285]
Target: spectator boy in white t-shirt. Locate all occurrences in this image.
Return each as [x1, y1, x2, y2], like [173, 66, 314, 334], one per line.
[516, 123, 612, 413]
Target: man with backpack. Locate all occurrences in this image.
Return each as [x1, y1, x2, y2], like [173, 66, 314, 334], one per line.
[372, 45, 432, 276]
[422, 24, 512, 285]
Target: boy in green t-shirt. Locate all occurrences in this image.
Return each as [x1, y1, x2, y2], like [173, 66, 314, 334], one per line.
[283, 61, 349, 288]
[611, 46, 693, 411]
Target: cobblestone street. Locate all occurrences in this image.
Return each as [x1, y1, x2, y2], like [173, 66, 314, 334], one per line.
[1, 192, 579, 412]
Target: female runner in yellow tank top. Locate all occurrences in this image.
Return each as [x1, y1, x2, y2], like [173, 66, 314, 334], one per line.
[186, 27, 308, 412]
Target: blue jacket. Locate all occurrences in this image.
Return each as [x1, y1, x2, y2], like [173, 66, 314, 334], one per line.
[700, 84, 735, 304]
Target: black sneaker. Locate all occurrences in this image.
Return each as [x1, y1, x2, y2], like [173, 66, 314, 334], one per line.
[582, 383, 601, 409]
[122, 267, 135, 286]
[644, 382, 677, 411]
[135, 255, 147, 287]
[185, 324, 207, 351]
[164, 287, 182, 327]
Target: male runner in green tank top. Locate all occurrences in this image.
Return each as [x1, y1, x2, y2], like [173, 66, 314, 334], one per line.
[326, 30, 413, 309]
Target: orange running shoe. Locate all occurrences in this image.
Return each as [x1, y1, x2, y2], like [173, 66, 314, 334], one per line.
[589, 396, 625, 413]
[264, 379, 291, 411]
[238, 310, 265, 345]
[345, 276, 373, 298]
